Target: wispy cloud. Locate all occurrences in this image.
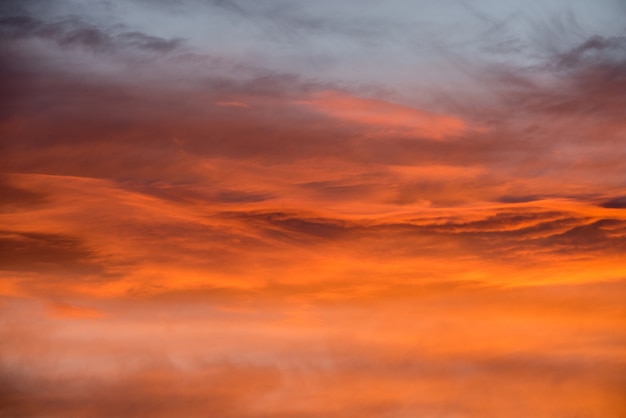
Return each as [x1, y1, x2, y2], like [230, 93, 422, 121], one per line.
[299, 91, 469, 139]
[0, 15, 184, 53]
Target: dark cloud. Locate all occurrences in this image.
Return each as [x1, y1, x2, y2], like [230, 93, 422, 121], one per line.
[491, 35, 626, 121]
[0, 15, 184, 54]
[416, 212, 626, 260]
[430, 210, 568, 233]
[600, 196, 626, 209]
[556, 35, 626, 70]
[0, 230, 103, 275]
[217, 207, 626, 264]
[542, 219, 626, 252]
[224, 211, 352, 242]
[0, 178, 47, 211]
[216, 189, 274, 204]
[498, 195, 544, 204]
[115, 31, 184, 53]
[0, 0, 50, 15]
[300, 180, 378, 200]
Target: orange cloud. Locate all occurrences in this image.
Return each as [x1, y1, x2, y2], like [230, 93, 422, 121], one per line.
[299, 91, 468, 139]
[48, 302, 104, 319]
[2, 7, 626, 416]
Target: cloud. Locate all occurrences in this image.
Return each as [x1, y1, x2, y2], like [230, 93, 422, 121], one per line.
[0, 15, 185, 54]
[2, 2, 626, 417]
[0, 178, 47, 211]
[47, 302, 104, 319]
[556, 35, 626, 70]
[0, 230, 104, 275]
[216, 101, 250, 108]
[300, 91, 468, 140]
[600, 196, 626, 209]
[3, 170, 626, 302]
[1, 279, 624, 417]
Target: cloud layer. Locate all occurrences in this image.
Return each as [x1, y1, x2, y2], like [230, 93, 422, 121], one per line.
[1, 0, 626, 416]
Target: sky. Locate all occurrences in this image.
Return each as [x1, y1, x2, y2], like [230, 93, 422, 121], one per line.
[1, 0, 625, 416]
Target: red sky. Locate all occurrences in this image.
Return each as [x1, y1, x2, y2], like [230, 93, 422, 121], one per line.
[1, 0, 626, 417]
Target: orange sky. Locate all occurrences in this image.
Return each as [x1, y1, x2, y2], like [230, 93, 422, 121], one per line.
[1, 1, 626, 417]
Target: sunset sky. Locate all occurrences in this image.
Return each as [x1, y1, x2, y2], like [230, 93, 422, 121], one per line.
[1, 0, 626, 416]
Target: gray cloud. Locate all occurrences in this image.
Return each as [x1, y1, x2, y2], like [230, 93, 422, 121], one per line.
[0, 15, 184, 54]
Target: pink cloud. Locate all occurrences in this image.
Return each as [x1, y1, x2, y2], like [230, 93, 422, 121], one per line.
[299, 91, 468, 139]
[217, 101, 251, 109]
